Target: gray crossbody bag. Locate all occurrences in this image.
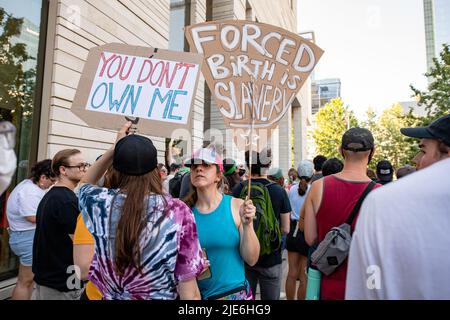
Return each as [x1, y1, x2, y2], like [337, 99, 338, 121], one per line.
[311, 181, 376, 276]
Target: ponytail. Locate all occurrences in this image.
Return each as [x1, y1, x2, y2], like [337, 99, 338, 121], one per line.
[297, 177, 311, 196]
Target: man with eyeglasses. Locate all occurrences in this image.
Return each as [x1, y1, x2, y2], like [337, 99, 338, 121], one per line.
[33, 149, 89, 300]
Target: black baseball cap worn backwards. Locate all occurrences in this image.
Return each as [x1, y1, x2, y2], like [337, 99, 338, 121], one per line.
[400, 114, 450, 147]
[341, 128, 375, 152]
[113, 134, 158, 176]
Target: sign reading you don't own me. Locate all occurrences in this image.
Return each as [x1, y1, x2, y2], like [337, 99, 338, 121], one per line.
[71, 43, 203, 137]
[185, 21, 323, 150]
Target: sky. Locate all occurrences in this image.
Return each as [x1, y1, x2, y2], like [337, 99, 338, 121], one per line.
[298, 0, 428, 119]
[0, 0, 42, 27]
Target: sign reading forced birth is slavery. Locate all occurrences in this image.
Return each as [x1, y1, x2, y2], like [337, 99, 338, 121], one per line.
[185, 21, 323, 150]
[71, 43, 203, 137]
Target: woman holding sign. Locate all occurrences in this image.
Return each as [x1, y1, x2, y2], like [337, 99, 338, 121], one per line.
[77, 122, 206, 300]
[184, 147, 260, 300]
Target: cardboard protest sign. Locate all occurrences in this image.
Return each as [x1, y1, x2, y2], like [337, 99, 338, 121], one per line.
[71, 43, 203, 138]
[185, 21, 323, 150]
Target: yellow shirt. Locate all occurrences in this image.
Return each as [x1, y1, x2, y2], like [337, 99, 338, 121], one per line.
[74, 214, 102, 300]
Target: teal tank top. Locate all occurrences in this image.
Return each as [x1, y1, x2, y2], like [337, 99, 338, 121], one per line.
[192, 194, 246, 299]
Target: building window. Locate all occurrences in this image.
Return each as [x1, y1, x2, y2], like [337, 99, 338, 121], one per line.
[0, 0, 46, 282]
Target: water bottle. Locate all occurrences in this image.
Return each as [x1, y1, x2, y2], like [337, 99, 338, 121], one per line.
[305, 267, 321, 300]
[293, 224, 299, 237]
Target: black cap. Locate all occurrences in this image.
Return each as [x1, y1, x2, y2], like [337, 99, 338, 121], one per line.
[113, 135, 158, 176]
[376, 160, 393, 181]
[400, 114, 450, 147]
[341, 128, 374, 151]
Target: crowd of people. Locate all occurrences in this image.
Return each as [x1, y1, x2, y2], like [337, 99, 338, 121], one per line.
[1, 113, 449, 300]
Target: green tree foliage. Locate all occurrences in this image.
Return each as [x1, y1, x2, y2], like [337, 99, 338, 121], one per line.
[410, 43, 450, 123]
[314, 101, 420, 171]
[361, 107, 377, 140]
[0, 8, 35, 122]
[313, 98, 358, 159]
[366, 104, 420, 170]
[0, 7, 36, 182]
[361, 107, 383, 167]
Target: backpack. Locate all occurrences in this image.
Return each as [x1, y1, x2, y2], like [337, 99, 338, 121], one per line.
[169, 171, 187, 198]
[239, 181, 282, 256]
[311, 181, 376, 276]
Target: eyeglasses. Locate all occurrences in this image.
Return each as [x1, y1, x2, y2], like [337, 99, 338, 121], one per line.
[64, 163, 91, 171]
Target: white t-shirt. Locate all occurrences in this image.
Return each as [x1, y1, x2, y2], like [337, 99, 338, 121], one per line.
[288, 183, 309, 220]
[346, 158, 450, 299]
[6, 179, 45, 232]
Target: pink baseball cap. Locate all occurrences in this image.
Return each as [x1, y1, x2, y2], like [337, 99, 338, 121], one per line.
[185, 147, 224, 172]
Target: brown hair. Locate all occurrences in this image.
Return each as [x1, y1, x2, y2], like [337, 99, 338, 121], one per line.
[288, 168, 298, 181]
[225, 172, 241, 194]
[103, 164, 121, 189]
[112, 168, 167, 276]
[29, 159, 54, 183]
[51, 149, 81, 177]
[298, 177, 311, 196]
[183, 165, 222, 208]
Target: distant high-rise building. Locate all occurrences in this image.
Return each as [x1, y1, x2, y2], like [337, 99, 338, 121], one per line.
[306, 78, 341, 159]
[423, 0, 450, 71]
[311, 78, 341, 114]
[10, 18, 40, 71]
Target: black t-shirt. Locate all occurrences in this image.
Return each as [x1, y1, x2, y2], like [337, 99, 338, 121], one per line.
[32, 186, 79, 292]
[232, 178, 291, 268]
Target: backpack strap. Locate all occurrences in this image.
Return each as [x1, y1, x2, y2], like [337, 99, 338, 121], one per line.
[179, 170, 188, 178]
[263, 181, 276, 188]
[239, 180, 275, 197]
[345, 181, 376, 227]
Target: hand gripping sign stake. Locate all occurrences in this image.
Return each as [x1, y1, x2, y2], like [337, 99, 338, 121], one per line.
[124, 116, 140, 134]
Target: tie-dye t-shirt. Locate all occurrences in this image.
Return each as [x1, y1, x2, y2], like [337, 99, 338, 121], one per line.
[78, 184, 205, 300]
